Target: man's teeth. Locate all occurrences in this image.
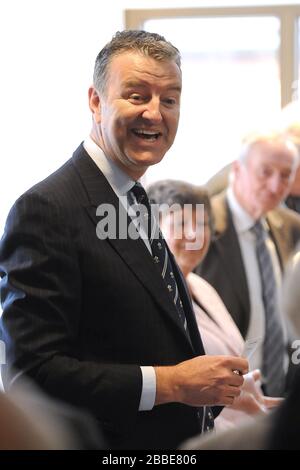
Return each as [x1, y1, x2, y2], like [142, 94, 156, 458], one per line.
[132, 129, 160, 139]
[134, 129, 158, 135]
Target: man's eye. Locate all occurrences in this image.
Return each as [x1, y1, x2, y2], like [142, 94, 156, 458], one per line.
[129, 94, 143, 102]
[281, 172, 291, 181]
[163, 98, 176, 106]
[259, 167, 272, 178]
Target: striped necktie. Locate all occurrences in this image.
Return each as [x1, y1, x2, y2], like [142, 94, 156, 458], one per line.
[128, 182, 214, 432]
[128, 182, 188, 331]
[251, 221, 285, 396]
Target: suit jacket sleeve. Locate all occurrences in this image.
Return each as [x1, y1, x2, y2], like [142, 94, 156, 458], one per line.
[0, 191, 142, 430]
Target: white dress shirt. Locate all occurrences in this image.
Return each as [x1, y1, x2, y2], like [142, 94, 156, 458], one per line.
[226, 187, 288, 373]
[83, 136, 156, 411]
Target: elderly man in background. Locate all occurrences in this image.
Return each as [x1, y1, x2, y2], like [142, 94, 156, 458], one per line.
[205, 101, 300, 215]
[197, 131, 300, 397]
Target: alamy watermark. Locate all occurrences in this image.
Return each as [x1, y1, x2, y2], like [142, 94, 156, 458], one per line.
[95, 199, 206, 250]
[0, 340, 6, 365]
[291, 339, 300, 365]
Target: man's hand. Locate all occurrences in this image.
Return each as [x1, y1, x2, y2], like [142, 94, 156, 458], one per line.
[154, 355, 248, 407]
[230, 369, 284, 414]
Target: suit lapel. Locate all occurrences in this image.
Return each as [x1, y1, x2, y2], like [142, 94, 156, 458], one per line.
[213, 194, 250, 326]
[169, 251, 205, 355]
[72, 144, 196, 351]
[267, 210, 289, 270]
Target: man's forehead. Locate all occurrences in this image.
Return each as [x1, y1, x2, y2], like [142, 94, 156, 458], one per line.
[122, 78, 182, 92]
[109, 52, 181, 82]
[249, 140, 295, 159]
[246, 150, 295, 174]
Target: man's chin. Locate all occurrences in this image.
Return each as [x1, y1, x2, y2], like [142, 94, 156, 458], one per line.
[129, 152, 166, 167]
[259, 200, 280, 214]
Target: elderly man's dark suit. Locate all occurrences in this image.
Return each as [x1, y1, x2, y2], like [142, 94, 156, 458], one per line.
[0, 144, 219, 449]
[197, 191, 300, 339]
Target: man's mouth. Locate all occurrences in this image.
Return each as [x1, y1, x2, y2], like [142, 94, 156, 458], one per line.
[131, 129, 162, 141]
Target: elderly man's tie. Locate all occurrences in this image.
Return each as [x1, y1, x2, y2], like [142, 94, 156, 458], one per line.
[251, 221, 285, 396]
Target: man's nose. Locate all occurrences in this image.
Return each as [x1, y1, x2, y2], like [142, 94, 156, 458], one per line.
[184, 225, 197, 241]
[268, 173, 283, 193]
[142, 98, 162, 122]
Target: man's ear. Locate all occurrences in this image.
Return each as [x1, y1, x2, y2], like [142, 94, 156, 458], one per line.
[232, 160, 241, 177]
[88, 86, 101, 123]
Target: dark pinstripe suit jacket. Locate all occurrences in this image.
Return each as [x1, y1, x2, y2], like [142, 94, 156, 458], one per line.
[0, 144, 210, 449]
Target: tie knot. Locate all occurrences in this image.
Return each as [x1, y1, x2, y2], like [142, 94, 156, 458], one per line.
[251, 220, 264, 239]
[130, 182, 149, 205]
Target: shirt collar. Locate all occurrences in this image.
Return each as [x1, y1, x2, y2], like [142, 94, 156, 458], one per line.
[226, 186, 257, 233]
[83, 135, 135, 197]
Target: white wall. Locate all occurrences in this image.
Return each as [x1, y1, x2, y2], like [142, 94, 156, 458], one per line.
[1, 0, 120, 231]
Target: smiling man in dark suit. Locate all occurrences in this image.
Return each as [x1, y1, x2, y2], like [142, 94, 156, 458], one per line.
[0, 30, 247, 449]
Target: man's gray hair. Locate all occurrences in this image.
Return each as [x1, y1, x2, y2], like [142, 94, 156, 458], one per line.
[93, 30, 181, 95]
[238, 131, 300, 169]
